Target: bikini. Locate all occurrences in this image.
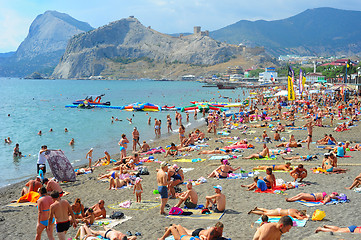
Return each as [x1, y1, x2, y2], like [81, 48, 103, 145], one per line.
[104, 229, 113, 239]
[181, 235, 200, 240]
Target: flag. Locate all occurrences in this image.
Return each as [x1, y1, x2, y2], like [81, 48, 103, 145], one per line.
[288, 66, 295, 101]
[299, 69, 303, 94]
[302, 71, 306, 89]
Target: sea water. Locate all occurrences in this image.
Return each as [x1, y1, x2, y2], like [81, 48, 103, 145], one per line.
[0, 78, 247, 187]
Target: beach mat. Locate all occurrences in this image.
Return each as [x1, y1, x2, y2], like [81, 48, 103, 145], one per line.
[256, 169, 290, 173]
[6, 202, 37, 207]
[255, 216, 307, 227]
[295, 198, 349, 207]
[255, 186, 287, 194]
[94, 215, 131, 228]
[108, 200, 160, 211]
[250, 156, 276, 161]
[173, 158, 206, 163]
[166, 208, 225, 220]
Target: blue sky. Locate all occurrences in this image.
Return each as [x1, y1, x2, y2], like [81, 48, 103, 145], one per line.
[0, 0, 360, 52]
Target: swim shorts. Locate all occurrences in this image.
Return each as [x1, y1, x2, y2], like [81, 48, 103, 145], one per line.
[348, 225, 358, 232]
[119, 146, 125, 151]
[56, 221, 70, 233]
[158, 186, 168, 199]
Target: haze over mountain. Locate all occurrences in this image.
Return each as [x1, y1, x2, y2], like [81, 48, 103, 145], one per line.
[0, 10, 93, 77]
[210, 7, 361, 56]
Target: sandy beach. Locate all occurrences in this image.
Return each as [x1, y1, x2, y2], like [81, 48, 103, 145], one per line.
[1, 113, 361, 240]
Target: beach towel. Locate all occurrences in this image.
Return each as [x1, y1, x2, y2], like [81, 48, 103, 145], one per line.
[108, 200, 160, 211]
[181, 168, 194, 173]
[256, 169, 290, 173]
[250, 156, 276, 161]
[17, 191, 40, 203]
[94, 215, 131, 228]
[255, 216, 307, 227]
[209, 155, 238, 160]
[217, 132, 230, 136]
[216, 173, 247, 180]
[295, 198, 350, 207]
[166, 208, 225, 220]
[254, 186, 287, 194]
[6, 201, 37, 207]
[173, 158, 206, 163]
[288, 127, 307, 130]
[165, 236, 231, 240]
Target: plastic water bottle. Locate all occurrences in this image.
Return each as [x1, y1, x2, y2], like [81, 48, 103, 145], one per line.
[295, 180, 299, 189]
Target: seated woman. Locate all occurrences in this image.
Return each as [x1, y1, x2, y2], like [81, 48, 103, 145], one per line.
[322, 155, 347, 173]
[315, 225, 361, 234]
[71, 198, 85, 219]
[208, 159, 240, 178]
[286, 192, 340, 204]
[248, 207, 307, 220]
[165, 143, 178, 157]
[290, 164, 307, 182]
[253, 162, 292, 172]
[168, 164, 184, 198]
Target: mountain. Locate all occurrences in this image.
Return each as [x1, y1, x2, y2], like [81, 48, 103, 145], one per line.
[210, 7, 361, 56]
[52, 17, 245, 79]
[0, 10, 93, 77]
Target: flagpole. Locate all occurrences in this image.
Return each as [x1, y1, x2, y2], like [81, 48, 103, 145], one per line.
[344, 60, 348, 102]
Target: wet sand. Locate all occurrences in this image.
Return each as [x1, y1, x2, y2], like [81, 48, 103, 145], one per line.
[1, 115, 361, 240]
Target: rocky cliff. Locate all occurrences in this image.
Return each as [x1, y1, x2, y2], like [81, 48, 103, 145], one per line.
[52, 17, 243, 79]
[0, 11, 93, 77]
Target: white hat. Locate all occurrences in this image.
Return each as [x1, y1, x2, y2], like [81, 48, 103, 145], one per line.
[160, 161, 169, 168]
[213, 185, 222, 191]
[39, 164, 45, 168]
[90, 148, 93, 151]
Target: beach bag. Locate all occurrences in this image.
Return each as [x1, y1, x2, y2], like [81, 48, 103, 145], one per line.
[139, 167, 149, 175]
[169, 207, 183, 215]
[110, 211, 124, 219]
[312, 209, 326, 221]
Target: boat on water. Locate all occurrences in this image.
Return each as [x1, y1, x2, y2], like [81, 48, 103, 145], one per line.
[217, 84, 237, 90]
[72, 94, 111, 106]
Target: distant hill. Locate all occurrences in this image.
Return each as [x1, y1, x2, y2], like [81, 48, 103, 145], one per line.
[0, 11, 93, 77]
[52, 17, 245, 79]
[210, 7, 361, 56]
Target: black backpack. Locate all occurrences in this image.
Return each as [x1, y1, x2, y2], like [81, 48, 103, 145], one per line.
[110, 211, 124, 219]
[139, 167, 149, 175]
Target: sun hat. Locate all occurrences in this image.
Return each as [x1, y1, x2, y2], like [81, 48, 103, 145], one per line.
[213, 185, 222, 191]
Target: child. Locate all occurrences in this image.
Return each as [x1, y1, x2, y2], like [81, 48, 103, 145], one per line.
[133, 177, 143, 202]
[260, 215, 269, 226]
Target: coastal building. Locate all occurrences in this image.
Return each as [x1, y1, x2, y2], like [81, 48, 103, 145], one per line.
[258, 67, 277, 83]
[182, 75, 196, 81]
[306, 72, 326, 84]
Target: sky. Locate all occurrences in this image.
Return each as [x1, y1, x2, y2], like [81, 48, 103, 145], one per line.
[0, 0, 361, 53]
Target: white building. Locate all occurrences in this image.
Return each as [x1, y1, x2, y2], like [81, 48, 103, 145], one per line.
[259, 67, 277, 83]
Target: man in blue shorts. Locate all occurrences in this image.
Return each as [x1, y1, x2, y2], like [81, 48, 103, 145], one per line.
[157, 161, 170, 215]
